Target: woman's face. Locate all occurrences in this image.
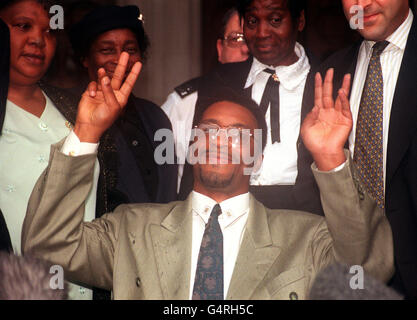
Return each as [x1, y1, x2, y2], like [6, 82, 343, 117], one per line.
[83, 28, 141, 82]
[0, 0, 56, 86]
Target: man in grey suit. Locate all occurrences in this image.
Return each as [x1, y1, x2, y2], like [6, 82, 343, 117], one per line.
[22, 53, 393, 300]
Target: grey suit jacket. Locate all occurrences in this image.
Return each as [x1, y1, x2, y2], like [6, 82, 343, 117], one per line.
[22, 142, 394, 300]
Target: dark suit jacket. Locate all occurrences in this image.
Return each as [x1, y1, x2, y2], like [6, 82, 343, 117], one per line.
[109, 96, 178, 207]
[179, 55, 324, 215]
[308, 19, 417, 299]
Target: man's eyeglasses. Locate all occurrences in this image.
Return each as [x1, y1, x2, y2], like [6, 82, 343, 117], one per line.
[194, 123, 254, 146]
[223, 32, 246, 48]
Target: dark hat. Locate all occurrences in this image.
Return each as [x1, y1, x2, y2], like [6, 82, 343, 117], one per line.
[0, 18, 10, 135]
[69, 5, 148, 59]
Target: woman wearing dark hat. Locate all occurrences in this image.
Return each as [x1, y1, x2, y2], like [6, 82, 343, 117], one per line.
[69, 5, 177, 207]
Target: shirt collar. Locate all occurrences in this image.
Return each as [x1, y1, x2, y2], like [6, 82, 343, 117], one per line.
[191, 191, 250, 227]
[244, 42, 311, 91]
[364, 9, 413, 54]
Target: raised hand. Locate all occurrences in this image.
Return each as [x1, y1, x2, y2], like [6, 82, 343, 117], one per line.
[74, 52, 142, 142]
[300, 68, 352, 171]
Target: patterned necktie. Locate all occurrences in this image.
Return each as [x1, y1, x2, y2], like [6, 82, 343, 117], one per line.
[354, 41, 389, 209]
[192, 204, 223, 300]
[260, 69, 281, 143]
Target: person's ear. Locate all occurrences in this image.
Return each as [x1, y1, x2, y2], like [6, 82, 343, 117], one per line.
[216, 39, 224, 63]
[298, 10, 306, 32]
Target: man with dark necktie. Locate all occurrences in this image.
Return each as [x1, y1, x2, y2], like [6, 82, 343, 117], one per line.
[312, 0, 417, 299]
[178, 0, 324, 215]
[21, 51, 393, 299]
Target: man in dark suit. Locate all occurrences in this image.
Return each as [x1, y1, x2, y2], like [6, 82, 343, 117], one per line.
[312, 0, 416, 298]
[178, 0, 324, 215]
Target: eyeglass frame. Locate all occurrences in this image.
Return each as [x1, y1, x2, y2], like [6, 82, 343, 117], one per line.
[222, 32, 246, 48]
[193, 123, 257, 147]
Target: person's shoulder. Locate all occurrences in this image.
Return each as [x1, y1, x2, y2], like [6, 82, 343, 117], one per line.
[131, 95, 172, 129]
[117, 200, 185, 225]
[210, 57, 253, 81]
[319, 41, 362, 72]
[39, 82, 78, 102]
[173, 77, 202, 99]
[196, 57, 253, 93]
[38, 82, 79, 123]
[266, 207, 325, 234]
[132, 96, 159, 110]
[260, 207, 327, 251]
[304, 48, 321, 70]
[266, 207, 324, 222]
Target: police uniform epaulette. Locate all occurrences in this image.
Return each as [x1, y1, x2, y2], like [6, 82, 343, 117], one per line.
[174, 77, 200, 99]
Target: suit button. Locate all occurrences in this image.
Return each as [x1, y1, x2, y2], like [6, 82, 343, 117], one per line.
[136, 277, 141, 287]
[132, 140, 139, 147]
[39, 122, 48, 132]
[289, 292, 298, 300]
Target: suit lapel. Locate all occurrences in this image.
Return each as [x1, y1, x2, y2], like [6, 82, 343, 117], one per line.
[226, 195, 281, 299]
[150, 196, 193, 299]
[386, 19, 417, 184]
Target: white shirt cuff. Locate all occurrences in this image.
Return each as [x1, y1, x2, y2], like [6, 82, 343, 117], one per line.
[61, 130, 99, 156]
[312, 160, 347, 173]
[330, 161, 347, 172]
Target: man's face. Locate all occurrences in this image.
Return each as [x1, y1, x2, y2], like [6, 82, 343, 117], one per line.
[193, 101, 260, 195]
[243, 0, 305, 67]
[217, 11, 249, 64]
[342, 0, 409, 41]
[83, 28, 141, 81]
[0, 0, 56, 86]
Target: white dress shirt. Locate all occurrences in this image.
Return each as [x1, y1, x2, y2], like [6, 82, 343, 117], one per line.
[246, 42, 310, 185]
[190, 191, 249, 299]
[349, 9, 413, 191]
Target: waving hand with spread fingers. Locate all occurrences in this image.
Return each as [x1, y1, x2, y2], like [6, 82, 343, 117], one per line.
[74, 52, 142, 143]
[301, 69, 352, 171]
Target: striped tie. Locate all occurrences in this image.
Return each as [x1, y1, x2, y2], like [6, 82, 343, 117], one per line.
[192, 204, 223, 300]
[354, 41, 389, 208]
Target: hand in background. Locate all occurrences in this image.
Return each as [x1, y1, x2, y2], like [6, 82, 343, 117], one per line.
[301, 69, 352, 171]
[74, 52, 142, 143]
